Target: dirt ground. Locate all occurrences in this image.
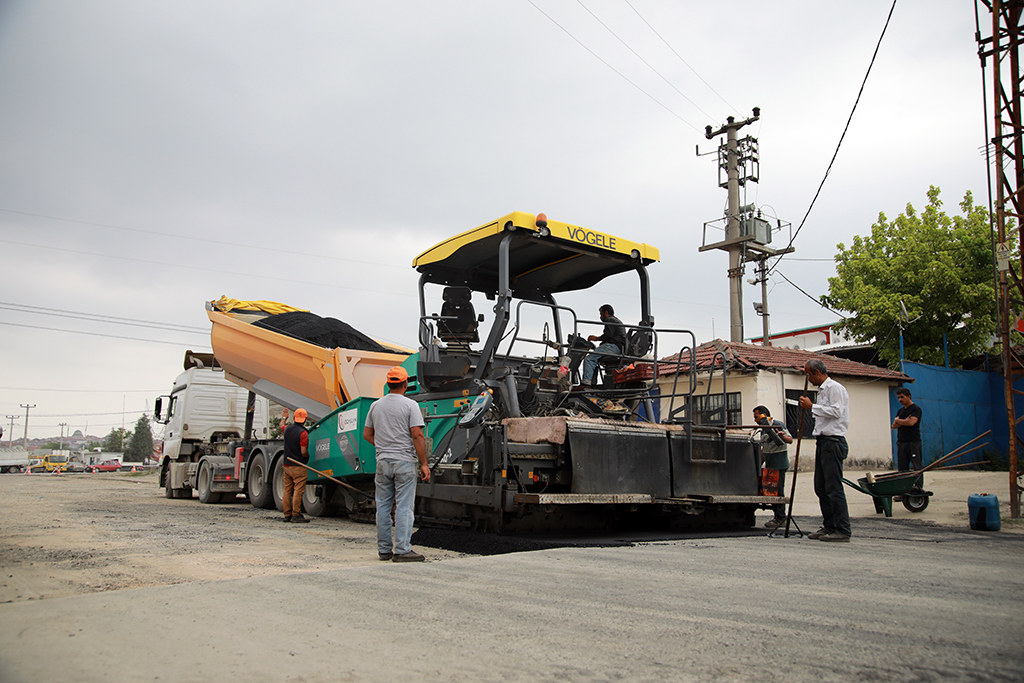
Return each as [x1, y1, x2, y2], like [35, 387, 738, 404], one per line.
[0, 470, 471, 604]
[0, 467, 1019, 605]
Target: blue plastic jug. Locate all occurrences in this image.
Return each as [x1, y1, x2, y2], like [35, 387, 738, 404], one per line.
[968, 493, 1001, 531]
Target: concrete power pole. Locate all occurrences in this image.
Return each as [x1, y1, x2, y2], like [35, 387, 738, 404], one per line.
[5, 415, 18, 448]
[705, 110, 758, 341]
[20, 404, 35, 450]
[700, 108, 794, 345]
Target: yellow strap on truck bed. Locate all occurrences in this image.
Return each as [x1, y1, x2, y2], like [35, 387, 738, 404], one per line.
[212, 295, 308, 316]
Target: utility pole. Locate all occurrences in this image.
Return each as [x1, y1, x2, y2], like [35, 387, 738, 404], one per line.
[978, 0, 1024, 518]
[704, 109, 759, 342]
[59, 422, 67, 450]
[20, 404, 35, 450]
[750, 257, 772, 346]
[6, 415, 18, 448]
[699, 107, 793, 344]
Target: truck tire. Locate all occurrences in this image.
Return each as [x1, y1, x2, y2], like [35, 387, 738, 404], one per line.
[246, 451, 275, 509]
[197, 460, 222, 504]
[272, 456, 285, 512]
[164, 470, 193, 499]
[303, 482, 337, 518]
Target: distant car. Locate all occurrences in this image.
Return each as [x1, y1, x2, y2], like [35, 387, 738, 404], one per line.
[91, 459, 122, 473]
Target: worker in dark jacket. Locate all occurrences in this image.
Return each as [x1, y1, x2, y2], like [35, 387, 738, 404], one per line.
[280, 408, 310, 523]
[582, 304, 627, 385]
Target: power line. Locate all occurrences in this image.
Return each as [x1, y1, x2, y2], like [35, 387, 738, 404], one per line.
[574, 0, 715, 120]
[0, 236, 410, 298]
[0, 207, 405, 271]
[769, 0, 899, 274]
[29, 411, 149, 418]
[0, 302, 208, 333]
[0, 321, 210, 346]
[0, 387, 161, 393]
[525, 0, 698, 131]
[622, 0, 739, 115]
[774, 269, 846, 319]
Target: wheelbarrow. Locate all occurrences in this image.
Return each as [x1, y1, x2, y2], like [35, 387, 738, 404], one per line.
[842, 471, 932, 517]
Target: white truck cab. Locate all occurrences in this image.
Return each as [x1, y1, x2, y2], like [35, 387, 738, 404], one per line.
[155, 352, 269, 498]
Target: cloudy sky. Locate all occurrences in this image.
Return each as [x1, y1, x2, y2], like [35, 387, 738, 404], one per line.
[0, 0, 990, 441]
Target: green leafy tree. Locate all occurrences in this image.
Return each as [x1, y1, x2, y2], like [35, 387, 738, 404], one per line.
[124, 415, 154, 463]
[104, 427, 130, 452]
[822, 187, 1001, 369]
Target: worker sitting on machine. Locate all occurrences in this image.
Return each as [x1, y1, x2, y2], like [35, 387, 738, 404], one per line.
[582, 304, 626, 386]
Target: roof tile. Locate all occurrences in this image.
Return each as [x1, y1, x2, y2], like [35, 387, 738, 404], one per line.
[658, 339, 911, 382]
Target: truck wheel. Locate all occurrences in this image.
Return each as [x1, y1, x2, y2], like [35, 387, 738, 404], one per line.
[246, 451, 276, 509]
[197, 461, 219, 504]
[272, 456, 285, 512]
[164, 470, 193, 499]
[303, 482, 337, 518]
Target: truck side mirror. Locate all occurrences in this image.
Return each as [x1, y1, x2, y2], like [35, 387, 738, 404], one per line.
[154, 397, 163, 420]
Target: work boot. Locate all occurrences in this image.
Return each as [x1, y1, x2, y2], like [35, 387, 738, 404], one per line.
[392, 551, 425, 562]
[282, 516, 292, 522]
[290, 515, 310, 524]
[764, 518, 784, 529]
[819, 531, 851, 543]
[379, 552, 393, 561]
[807, 527, 830, 540]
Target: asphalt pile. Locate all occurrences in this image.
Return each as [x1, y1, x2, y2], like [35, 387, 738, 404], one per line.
[253, 311, 401, 353]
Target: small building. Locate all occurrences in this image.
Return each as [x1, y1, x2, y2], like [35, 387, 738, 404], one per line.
[748, 323, 852, 350]
[654, 340, 911, 464]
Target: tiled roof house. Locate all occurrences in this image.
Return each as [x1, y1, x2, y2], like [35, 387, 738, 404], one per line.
[653, 340, 911, 464]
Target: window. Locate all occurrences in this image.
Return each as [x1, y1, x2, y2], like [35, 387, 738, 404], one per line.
[785, 389, 817, 437]
[692, 392, 742, 426]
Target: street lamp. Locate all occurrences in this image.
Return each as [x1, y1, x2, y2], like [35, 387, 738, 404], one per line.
[59, 423, 68, 451]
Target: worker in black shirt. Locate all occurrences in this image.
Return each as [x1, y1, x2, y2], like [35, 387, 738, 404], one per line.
[582, 304, 626, 385]
[892, 388, 923, 489]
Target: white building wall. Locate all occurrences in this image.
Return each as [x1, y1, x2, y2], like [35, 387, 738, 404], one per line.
[841, 378, 896, 463]
[656, 370, 898, 464]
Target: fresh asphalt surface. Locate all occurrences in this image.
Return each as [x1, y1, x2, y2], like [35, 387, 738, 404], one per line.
[1, 515, 1021, 683]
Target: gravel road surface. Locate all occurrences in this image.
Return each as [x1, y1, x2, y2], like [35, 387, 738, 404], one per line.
[1, 469, 1021, 682]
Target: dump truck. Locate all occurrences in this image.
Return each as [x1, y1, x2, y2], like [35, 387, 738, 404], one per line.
[156, 321, 408, 513]
[187, 212, 780, 532]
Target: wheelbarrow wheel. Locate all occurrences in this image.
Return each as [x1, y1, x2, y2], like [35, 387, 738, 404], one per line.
[902, 494, 929, 513]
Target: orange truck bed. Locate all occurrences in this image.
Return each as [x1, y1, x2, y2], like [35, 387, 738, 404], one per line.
[206, 303, 410, 421]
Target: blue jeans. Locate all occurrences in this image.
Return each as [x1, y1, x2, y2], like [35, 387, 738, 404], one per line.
[375, 459, 418, 555]
[813, 435, 851, 536]
[582, 342, 620, 383]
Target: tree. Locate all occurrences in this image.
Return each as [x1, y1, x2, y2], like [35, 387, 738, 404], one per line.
[104, 427, 130, 452]
[822, 187, 1001, 369]
[124, 415, 154, 463]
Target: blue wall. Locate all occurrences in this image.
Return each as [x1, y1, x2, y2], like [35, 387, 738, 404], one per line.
[891, 362, 1003, 467]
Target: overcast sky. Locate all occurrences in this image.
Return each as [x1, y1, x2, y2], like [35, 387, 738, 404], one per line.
[0, 0, 990, 441]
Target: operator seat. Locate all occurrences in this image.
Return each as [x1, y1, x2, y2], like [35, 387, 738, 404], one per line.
[438, 286, 479, 349]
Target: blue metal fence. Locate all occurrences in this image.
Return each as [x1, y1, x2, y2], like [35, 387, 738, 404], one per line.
[891, 361, 1007, 467]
